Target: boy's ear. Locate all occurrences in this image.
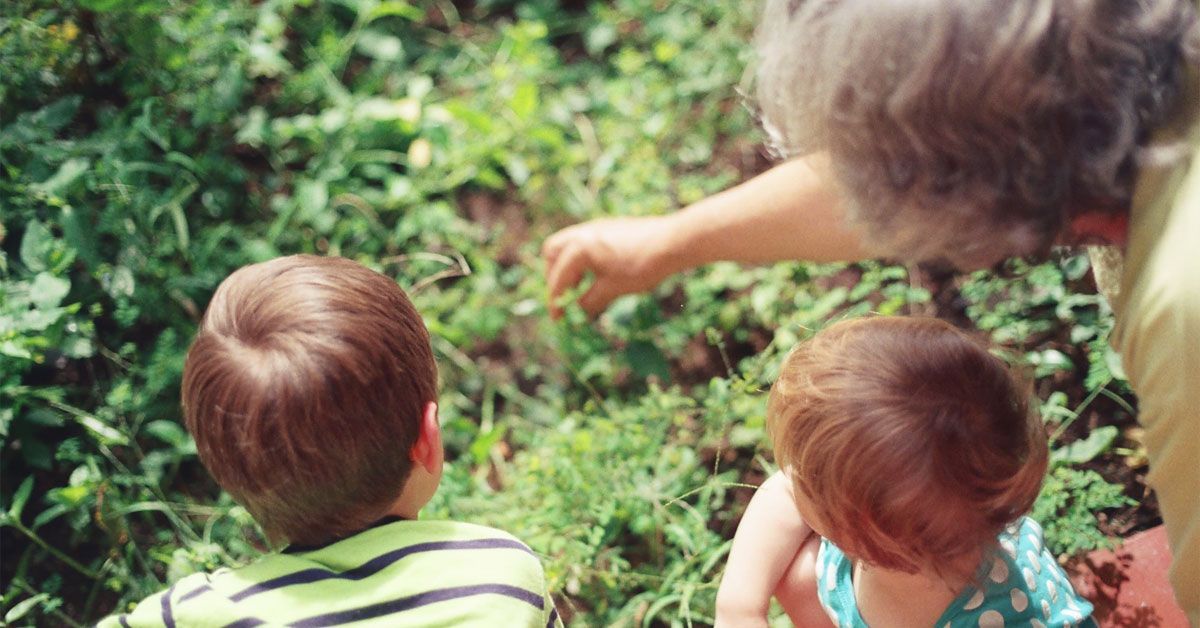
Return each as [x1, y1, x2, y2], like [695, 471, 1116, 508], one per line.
[411, 401, 442, 473]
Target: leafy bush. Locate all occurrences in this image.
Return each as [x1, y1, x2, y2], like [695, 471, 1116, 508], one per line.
[1033, 467, 1136, 557]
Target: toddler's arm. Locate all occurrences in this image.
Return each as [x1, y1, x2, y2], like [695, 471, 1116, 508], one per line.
[715, 471, 814, 628]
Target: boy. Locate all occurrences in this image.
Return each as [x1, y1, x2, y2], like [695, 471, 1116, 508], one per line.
[101, 255, 562, 627]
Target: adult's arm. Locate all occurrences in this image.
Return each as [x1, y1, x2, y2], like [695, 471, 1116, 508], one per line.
[542, 152, 871, 318]
[1112, 130, 1200, 624]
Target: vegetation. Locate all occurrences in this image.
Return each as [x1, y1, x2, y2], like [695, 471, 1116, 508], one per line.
[1, 1, 1146, 625]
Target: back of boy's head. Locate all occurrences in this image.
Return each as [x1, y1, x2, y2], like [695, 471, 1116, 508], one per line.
[182, 255, 437, 546]
[768, 316, 1047, 577]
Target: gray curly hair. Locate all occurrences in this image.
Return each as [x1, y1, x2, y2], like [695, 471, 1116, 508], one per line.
[756, 0, 1199, 268]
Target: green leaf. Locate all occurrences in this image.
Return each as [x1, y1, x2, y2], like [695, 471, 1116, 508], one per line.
[30, 273, 70, 310]
[49, 486, 89, 508]
[61, 206, 100, 268]
[23, 408, 65, 428]
[79, 0, 131, 10]
[624, 339, 671, 382]
[61, 335, 95, 359]
[4, 593, 50, 623]
[504, 156, 530, 185]
[102, 266, 136, 299]
[356, 30, 404, 61]
[653, 40, 681, 63]
[19, 438, 53, 471]
[7, 476, 34, 521]
[468, 424, 508, 465]
[585, 23, 618, 56]
[31, 96, 81, 134]
[18, 306, 66, 332]
[248, 41, 289, 78]
[143, 420, 190, 448]
[1103, 344, 1127, 382]
[510, 82, 538, 120]
[19, 220, 53, 272]
[295, 178, 329, 220]
[32, 503, 69, 530]
[366, 1, 422, 21]
[77, 414, 129, 446]
[0, 341, 34, 360]
[35, 158, 91, 195]
[1051, 426, 1119, 466]
[1029, 348, 1073, 378]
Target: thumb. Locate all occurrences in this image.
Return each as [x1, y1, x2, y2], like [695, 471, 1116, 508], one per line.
[578, 279, 623, 318]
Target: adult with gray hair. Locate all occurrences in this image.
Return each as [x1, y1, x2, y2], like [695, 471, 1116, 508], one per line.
[542, 0, 1200, 621]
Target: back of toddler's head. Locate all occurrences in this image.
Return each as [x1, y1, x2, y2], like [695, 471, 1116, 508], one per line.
[182, 255, 438, 546]
[768, 316, 1047, 576]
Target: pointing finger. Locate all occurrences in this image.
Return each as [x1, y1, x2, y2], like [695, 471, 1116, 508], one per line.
[546, 244, 590, 319]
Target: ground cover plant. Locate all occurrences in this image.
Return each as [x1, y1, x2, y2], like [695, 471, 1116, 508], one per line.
[1, 1, 1151, 625]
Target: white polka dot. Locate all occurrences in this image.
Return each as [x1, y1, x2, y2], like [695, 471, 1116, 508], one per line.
[1046, 580, 1057, 602]
[1027, 550, 1042, 572]
[1042, 599, 1052, 618]
[1044, 557, 1061, 577]
[1000, 538, 1016, 556]
[1024, 568, 1037, 590]
[1063, 605, 1081, 620]
[1026, 534, 1040, 548]
[963, 589, 986, 611]
[1011, 588, 1029, 612]
[990, 558, 1010, 583]
[979, 610, 1005, 627]
[825, 562, 838, 591]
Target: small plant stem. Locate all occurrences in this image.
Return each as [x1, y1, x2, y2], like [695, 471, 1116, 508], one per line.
[10, 521, 99, 580]
[81, 558, 115, 620]
[1049, 377, 1111, 443]
[1098, 386, 1137, 415]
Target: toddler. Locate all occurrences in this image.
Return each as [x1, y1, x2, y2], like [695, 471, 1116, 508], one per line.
[716, 317, 1094, 627]
[100, 255, 562, 627]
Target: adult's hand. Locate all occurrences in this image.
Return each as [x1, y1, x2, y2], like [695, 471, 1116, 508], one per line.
[542, 154, 869, 320]
[542, 215, 678, 319]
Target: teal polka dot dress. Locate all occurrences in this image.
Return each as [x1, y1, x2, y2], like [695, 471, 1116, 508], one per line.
[815, 517, 1096, 627]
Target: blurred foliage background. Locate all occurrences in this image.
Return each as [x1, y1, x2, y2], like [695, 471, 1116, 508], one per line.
[0, 1, 1151, 625]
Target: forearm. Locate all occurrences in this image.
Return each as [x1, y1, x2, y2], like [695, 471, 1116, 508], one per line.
[656, 153, 870, 274]
[714, 606, 771, 628]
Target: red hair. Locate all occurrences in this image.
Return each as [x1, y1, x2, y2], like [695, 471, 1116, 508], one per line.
[768, 317, 1047, 577]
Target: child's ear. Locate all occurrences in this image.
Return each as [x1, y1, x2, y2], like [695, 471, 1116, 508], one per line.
[410, 401, 442, 474]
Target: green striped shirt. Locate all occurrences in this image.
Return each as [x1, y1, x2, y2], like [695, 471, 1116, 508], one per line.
[98, 519, 563, 627]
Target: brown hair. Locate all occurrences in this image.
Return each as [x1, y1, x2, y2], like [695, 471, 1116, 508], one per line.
[768, 317, 1047, 578]
[182, 255, 438, 546]
[755, 0, 1200, 268]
